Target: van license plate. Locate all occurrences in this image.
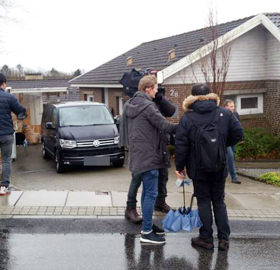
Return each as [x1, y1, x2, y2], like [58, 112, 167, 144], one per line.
[84, 156, 110, 166]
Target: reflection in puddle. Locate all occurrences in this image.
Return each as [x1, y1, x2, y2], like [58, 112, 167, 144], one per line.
[1, 231, 280, 270]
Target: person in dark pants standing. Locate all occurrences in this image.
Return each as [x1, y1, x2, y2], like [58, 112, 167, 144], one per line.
[0, 73, 26, 195]
[124, 91, 176, 223]
[224, 99, 242, 184]
[175, 84, 243, 251]
[121, 75, 177, 244]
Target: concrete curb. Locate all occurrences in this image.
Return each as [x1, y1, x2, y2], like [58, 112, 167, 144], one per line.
[1, 206, 280, 220]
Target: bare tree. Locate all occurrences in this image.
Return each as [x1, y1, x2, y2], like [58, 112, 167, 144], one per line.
[198, 7, 231, 98]
[195, 7, 231, 98]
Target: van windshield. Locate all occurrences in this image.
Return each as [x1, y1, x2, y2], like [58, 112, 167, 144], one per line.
[59, 105, 114, 127]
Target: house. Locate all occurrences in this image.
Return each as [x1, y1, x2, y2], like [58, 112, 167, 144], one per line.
[8, 74, 79, 134]
[70, 13, 280, 134]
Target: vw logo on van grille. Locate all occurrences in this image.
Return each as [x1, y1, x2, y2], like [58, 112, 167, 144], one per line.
[93, 140, 100, 147]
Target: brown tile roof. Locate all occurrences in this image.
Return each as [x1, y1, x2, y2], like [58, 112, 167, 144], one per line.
[71, 13, 280, 86]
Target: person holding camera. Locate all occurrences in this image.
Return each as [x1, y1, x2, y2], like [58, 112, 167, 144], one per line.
[124, 82, 176, 224]
[0, 73, 27, 195]
[121, 75, 176, 244]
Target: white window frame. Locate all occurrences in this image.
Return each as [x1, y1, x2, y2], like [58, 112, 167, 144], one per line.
[118, 96, 123, 115]
[236, 94, 263, 115]
[86, 94, 94, 102]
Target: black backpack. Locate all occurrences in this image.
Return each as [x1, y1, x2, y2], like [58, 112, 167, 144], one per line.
[188, 108, 226, 173]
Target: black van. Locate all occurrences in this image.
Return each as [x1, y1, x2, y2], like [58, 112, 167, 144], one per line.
[41, 101, 125, 173]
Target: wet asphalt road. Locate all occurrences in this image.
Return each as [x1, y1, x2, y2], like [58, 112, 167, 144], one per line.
[0, 218, 280, 270]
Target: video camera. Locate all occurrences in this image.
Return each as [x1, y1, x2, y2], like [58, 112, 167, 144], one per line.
[119, 68, 165, 97]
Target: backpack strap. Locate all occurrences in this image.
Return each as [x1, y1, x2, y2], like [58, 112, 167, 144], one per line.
[212, 107, 221, 124]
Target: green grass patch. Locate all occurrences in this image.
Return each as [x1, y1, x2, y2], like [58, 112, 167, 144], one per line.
[258, 172, 280, 187]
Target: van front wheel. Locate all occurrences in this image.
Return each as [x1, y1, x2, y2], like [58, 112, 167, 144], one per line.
[55, 150, 66, 173]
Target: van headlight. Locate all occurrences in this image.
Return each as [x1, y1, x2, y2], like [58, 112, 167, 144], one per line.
[114, 136, 119, 144]
[60, 139, 77, 149]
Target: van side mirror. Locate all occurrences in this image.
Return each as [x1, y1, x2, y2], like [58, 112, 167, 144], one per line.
[45, 122, 54, 129]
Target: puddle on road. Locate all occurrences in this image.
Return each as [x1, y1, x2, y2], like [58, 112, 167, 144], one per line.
[0, 231, 280, 270]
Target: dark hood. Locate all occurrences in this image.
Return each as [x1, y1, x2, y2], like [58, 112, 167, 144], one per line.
[192, 100, 217, 114]
[125, 91, 153, 119]
[58, 125, 118, 141]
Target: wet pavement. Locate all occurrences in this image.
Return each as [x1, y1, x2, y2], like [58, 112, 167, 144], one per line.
[0, 145, 278, 220]
[0, 218, 280, 270]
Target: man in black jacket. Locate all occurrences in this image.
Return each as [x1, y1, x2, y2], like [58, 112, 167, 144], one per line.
[224, 99, 242, 184]
[175, 84, 243, 251]
[0, 73, 26, 195]
[125, 93, 176, 223]
[123, 75, 177, 244]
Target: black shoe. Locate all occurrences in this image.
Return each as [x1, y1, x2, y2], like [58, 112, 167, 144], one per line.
[232, 178, 241, 184]
[218, 239, 229, 251]
[152, 224, 165, 235]
[191, 237, 214, 250]
[125, 207, 143, 224]
[140, 231, 165, 244]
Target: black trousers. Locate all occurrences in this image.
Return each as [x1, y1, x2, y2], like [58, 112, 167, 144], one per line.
[126, 167, 168, 207]
[193, 174, 230, 243]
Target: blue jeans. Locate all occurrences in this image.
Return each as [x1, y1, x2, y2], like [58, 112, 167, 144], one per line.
[227, 146, 237, 180]
[141, 169, 159, 232]
[0, 135, 14, 187]
[126, 167, 168, 207]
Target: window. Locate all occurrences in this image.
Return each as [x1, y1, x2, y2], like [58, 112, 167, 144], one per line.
[52, 108, 58, 127]
[236, 94, 263, 115]
[59, 105, 114, 127]
[85, 94, 94, 101]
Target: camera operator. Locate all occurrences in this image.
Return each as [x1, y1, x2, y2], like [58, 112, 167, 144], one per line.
[121, 74, 176, 224]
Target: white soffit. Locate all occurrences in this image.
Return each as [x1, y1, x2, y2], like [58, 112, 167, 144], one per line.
[70, 84, 122, 88]
[162, 14, 267, 80]
[11, 87, 68, 94]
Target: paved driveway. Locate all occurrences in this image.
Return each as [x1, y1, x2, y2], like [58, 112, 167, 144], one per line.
[11, 145, 181, 193]
[11, 145, 133, 191]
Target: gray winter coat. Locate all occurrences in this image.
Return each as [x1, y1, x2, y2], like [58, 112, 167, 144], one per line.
[124, 92, 177, 174]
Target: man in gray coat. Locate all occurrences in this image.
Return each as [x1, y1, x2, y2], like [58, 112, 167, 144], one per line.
[122, 75, 176, 244]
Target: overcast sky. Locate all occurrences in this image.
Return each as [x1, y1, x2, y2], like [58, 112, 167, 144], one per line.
[0, 0, 279, 74]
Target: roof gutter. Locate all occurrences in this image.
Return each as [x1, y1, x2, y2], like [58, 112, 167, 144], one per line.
[10, 87, 68, 94]
[70, 84, 122, 88]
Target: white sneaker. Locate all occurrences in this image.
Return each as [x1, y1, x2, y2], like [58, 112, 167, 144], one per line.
[0, 186, 10, 195]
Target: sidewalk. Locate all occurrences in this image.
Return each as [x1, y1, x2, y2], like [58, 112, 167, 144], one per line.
[236, 160, 280, 180]
[1, 174, 280, 220]
[1, 145, 280, 220]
